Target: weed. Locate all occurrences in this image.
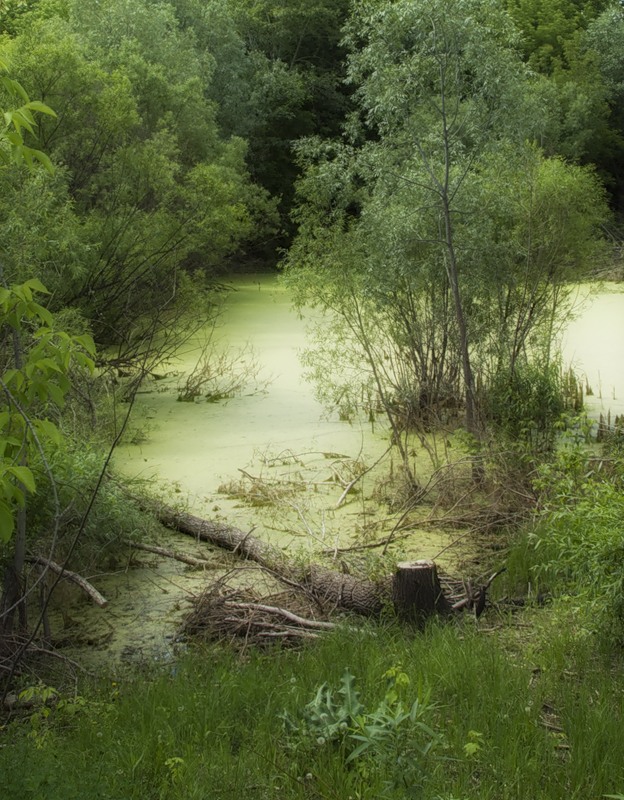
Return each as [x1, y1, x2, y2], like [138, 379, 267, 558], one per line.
[282, 665, 444, 796]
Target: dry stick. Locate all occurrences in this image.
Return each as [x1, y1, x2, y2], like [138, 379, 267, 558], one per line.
[222, 618, 318, 639]
[376, 450, 481, 561]
[25, 556, 108, 607]
[124, 540, 213, 568]
[452, 567, 507, 613]
[321, 531, 413, 556]
[334, 443, 392, 509]
[225, 601, 336, 631]
[258, 629, 320, 640]
[381, 499, 422, 556]
[433, 527, 478, 561]
[255, 563, 328, 612]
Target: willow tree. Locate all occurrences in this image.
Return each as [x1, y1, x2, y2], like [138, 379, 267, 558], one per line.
[285, 0, 607, 451]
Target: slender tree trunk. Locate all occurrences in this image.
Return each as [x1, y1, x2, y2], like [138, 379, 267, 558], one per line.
[441, 195, 478, 438]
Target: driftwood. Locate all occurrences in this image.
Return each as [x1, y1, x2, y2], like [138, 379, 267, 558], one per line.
[148, 501, 503, 623]
[26, 556, 108, 608]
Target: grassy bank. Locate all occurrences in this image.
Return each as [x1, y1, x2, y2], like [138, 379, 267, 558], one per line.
[1, 609, 623, 800]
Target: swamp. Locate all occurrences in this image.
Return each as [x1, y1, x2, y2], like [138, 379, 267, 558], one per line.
[1, 1, 624, 798]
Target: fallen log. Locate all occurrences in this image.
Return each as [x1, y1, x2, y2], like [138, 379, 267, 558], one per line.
[147, 500, 502, 623]
[152, 506, 286, 570]
[151, 503, 388, 615]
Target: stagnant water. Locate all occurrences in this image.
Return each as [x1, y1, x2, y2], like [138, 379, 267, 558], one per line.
[116, 274, 389, 525]
[563, 283, 624, 420]
[60, 277, 624, 665]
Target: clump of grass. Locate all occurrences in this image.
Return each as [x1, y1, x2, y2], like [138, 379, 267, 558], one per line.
[2, 617, 623, 799]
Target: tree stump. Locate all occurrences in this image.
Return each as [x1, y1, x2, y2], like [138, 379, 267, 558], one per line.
[392, 560, 451, 624]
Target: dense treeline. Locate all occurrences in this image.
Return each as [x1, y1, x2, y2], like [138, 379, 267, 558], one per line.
[1, 0, 624, 657]
[0, 0, 622, 362]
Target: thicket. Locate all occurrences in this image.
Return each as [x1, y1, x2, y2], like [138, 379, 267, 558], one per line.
[0, 0, 355, 666]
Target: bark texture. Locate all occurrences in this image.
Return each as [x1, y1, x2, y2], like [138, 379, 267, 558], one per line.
[392, 560, 452, 623]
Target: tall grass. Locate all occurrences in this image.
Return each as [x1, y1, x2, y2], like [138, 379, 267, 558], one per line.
[1, 616, 623, 799]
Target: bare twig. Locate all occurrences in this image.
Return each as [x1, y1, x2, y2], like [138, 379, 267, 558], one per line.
[225, 601, 336, 630]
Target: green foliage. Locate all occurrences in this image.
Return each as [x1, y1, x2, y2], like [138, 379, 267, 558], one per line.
[505, 0, 610, 74]
[505, 0, 624, 205]
[0, 279, 94, 542]
[0, 52, 56, 171]
[24, 443, 159, 568]
[2, 622, 624, 799]
[169, 0, 352, 244]
[285, 0, 608, 440]
[481, 357, 568, 453]
[282, 666, 443, 795]
[18, 683, 89, 750]
[1, 5, 277, 356]
[530, 444, 624, 638]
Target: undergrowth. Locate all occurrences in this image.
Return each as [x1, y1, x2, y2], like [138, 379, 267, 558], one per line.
[1, 617, 623, 800]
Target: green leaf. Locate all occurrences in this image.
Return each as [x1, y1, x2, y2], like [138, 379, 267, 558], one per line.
[30, 148, 55, 176]
[7, 465, 36, 494]
[35, 357, 63, 374]
[74, 333, 96, 356]
[45, 382, 66, 407]
[22, 278, 50, 295]
[464, 741, 481, 757]
[33, 419, 61, 445]
[24, 100, 57, 118]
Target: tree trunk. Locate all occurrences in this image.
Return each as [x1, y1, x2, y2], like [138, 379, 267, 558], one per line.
[392, 560, 452, 624]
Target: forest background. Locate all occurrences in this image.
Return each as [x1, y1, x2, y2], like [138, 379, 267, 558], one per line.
[1, 0, 624, 798]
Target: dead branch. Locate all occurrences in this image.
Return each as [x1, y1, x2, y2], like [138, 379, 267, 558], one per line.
[124, 540, 213, 568]
[334, 444, 392, 508]
[26, 556, 108, 608]
[225, 601, 336, 631]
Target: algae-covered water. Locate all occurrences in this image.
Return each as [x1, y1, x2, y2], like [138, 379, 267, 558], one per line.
[563, 283, 624, 420]
[68, 277, 624, 665]
[75, 275, 453, 664]
[115, 275, 387, 523]
[114, 274, 455, 557]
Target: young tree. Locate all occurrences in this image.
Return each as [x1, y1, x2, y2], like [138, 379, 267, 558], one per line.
[285, 0, 607, 459]
[0, 59, 96, 636]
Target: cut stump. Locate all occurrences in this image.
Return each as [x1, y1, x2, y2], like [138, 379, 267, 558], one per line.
[392, 560, 452, 623]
